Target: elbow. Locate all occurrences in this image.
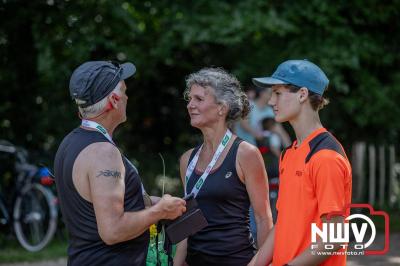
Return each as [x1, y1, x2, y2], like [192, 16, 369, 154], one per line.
[100, 234, 119, 246]
[99, 228, 121, 245]
[102, 236, 119, 246]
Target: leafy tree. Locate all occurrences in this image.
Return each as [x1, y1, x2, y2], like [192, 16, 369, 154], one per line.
[1, 0, 399, 181]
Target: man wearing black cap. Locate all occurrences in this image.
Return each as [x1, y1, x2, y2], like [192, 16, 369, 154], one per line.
[54, 61, 186, 266]
[249, 60, 352, 266]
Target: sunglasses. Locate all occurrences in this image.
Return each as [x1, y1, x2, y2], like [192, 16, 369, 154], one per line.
[98, 61, 123, 95]
[108, 61, 123, 85]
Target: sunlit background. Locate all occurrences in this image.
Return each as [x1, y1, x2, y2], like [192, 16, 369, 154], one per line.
[0, 0, 399, 265]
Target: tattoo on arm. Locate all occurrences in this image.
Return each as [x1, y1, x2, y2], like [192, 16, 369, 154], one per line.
[96, 170, 122, 179]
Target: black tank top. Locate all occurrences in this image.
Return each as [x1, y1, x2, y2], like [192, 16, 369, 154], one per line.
[186, 137, 255, 263]
[54, 127, 149, 266]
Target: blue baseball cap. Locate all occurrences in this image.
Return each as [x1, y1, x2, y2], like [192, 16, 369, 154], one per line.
[69, 61, 136, 107]
[252, 59, 329, 95]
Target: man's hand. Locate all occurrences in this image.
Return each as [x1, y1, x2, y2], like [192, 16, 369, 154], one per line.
[150, 195, 161, 205]
[156, 194, 186, 220]
[82, 142, 187, 244]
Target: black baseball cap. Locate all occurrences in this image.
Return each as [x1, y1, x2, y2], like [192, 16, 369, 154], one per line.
[69, 61, 136, 107]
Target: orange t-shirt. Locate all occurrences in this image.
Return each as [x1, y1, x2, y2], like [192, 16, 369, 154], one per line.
[272, 128, 352, 266]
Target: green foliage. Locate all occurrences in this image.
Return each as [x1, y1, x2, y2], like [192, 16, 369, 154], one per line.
[0, 0, 399, 180]
[0, 238, 67, 263]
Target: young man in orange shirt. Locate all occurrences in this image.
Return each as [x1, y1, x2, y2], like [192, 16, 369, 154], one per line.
[249, 59, 352, 266]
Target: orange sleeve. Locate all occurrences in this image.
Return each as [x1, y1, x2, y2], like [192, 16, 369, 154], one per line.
[309, 150, 350, 218]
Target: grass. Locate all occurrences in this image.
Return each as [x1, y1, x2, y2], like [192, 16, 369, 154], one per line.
[0, 237, 67, 263]
[0, 235, 174, 265]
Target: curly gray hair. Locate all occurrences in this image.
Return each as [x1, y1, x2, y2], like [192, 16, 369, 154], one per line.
[184, 67, 250, 127]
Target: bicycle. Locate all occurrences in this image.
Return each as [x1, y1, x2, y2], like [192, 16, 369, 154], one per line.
[0, 140, 58, 252]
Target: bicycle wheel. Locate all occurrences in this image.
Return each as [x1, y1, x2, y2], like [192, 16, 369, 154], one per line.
[13, 183, 58, 252]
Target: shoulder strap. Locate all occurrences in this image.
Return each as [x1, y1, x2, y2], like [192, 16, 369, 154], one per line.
[231, 137, 243, 152]
[187, 144, 202, 168]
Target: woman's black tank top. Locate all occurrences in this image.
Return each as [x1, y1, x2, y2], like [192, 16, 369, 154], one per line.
[186, 137, 255, 265]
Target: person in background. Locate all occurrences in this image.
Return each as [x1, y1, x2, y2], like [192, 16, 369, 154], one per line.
[257, 117, 282, 163]
[235, 86, 291, 148]
[256, 117, 282, 222]
[244, 86, 256, 102]
[174, 67, 273, 266]
[54, 60, 186, 266]
[249, 59, 352, 266]
[235, 85, 291, 242]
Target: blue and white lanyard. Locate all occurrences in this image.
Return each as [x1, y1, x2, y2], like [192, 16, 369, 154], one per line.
[81, 119, 145, 194]
[185, 129, 232, 198]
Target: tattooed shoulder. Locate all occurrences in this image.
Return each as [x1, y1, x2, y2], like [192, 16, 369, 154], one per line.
[96, 170, 122, 179]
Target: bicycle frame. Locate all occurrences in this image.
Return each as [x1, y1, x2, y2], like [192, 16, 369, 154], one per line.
[0, 194, 10, 227]
[0, 141, 35, 215]
[0, 140, 58, 251]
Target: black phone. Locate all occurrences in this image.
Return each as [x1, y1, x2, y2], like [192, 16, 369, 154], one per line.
[163, 193, 208, 244]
